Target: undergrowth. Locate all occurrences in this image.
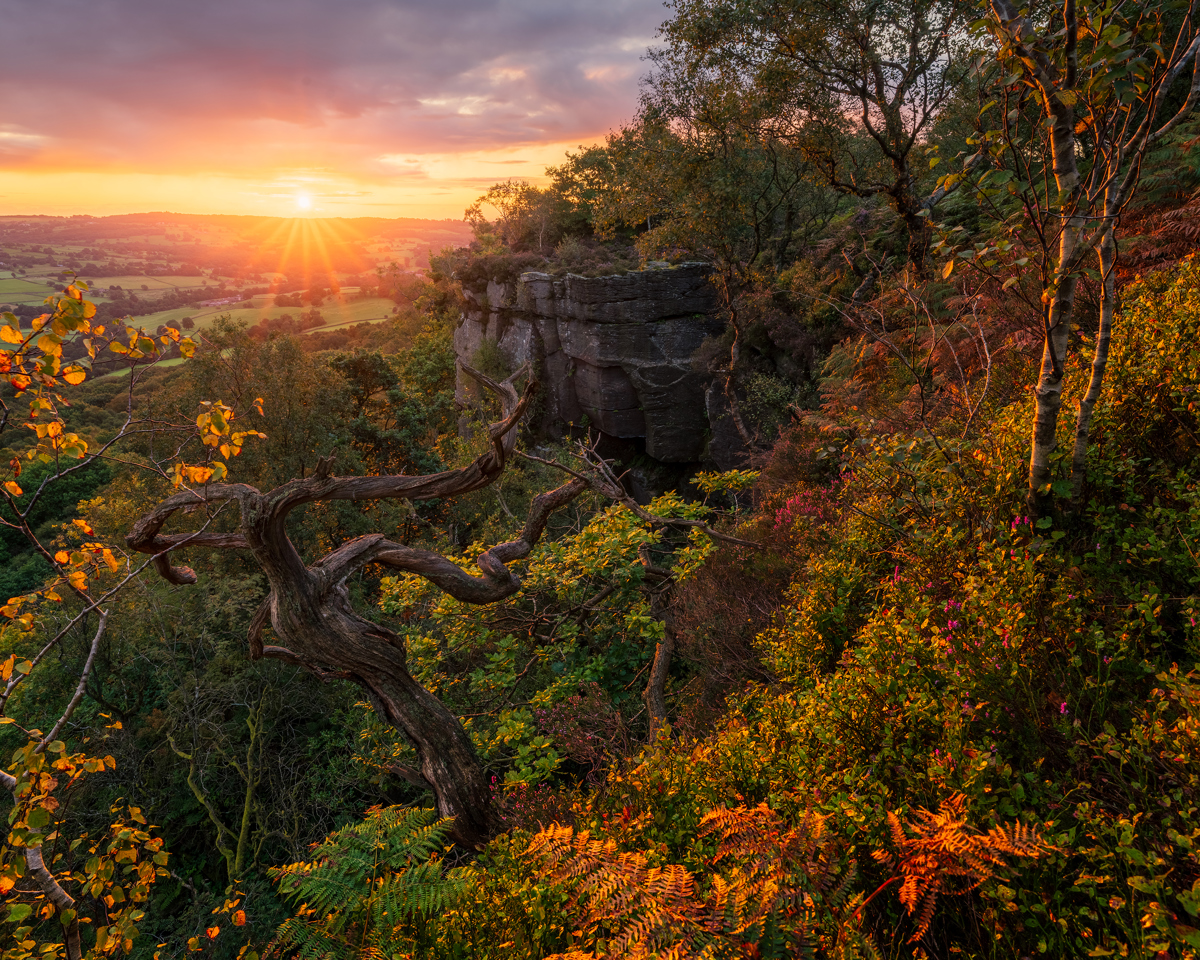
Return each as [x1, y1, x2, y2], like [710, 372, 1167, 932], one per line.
[260, 258, 1200, 958]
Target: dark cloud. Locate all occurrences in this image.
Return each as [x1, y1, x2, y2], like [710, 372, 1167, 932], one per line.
[0, 0, 663, 174]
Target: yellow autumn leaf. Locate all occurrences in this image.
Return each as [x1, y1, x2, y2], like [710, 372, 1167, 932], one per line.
[3, 481, 21, 496]
[61, 367, 87, 386]
[67, 571, 88, 590]
[54, 551, 70, 564]
[0, 325, 23, 344]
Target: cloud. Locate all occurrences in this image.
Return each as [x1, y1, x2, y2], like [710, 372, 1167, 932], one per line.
[0, 0, 663, 179]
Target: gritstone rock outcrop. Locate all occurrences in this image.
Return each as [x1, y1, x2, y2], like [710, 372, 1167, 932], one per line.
[453, 263, 745, 468]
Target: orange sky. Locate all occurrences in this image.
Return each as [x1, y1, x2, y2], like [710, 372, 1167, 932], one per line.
[0, 0, 661, 219]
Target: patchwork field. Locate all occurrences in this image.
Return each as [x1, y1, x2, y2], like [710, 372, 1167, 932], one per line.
[137, 295, 398, 332]
[89, 275, 210, 292]
[0, 277, 57, 304]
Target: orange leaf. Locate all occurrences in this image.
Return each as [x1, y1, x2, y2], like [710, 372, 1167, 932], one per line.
[206, 927, 220, 940]
[232, 911, 246, 927]
[3, 481, 21, 496]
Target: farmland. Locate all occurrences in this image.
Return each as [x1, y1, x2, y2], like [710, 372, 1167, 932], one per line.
[0, 212, 472, 327]
[136, 291, 399, 333]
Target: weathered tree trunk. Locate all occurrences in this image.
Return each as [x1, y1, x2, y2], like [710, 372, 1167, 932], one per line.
[895, 179, 932, 280]
[1022, 47, 1083, 510]
[643, 610, 675, 741]
[1026, 269, 1078, 508]
[637, 545, 675, 741]
[1069, 225, 1117, 508]
[258, 559, 499, 843]
[129, 368, 589, 846]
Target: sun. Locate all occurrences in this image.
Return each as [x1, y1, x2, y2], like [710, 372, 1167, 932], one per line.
[295, 193, 312, 210]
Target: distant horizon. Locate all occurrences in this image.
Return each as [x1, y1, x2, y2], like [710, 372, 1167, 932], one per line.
[0, 0, 661, 220]
[0, 211, 470, 224]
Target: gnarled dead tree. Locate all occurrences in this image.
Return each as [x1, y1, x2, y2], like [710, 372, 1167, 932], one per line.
[127, 365, 586, 846]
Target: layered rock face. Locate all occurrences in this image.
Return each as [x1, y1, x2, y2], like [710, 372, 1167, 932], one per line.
[454, 263, 730, 464]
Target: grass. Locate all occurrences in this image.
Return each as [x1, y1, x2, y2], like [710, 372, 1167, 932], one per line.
[0, 272, 213, 307]
[89, 275, 209, 293]
[0, 277, 58, 305]
[135, 296, 398, 332]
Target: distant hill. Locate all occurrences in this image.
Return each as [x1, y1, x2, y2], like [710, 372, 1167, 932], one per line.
[0, 212, 473, 282]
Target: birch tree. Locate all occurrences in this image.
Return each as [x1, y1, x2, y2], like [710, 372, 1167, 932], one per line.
[968, 0, 1200, 507]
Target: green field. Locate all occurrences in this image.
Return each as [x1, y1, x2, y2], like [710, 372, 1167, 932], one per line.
[136, 295, 398, 332]
[90, 275, 210, 291]
[0, 273, 218, 308]
[0, 277, 58, 305]
[84, 276, 212, 302]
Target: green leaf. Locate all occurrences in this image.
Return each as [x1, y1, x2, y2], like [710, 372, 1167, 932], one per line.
[26, 807, 51, 830]
[6, 904, 32, 924]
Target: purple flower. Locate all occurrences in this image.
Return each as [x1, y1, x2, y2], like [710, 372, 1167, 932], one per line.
[1059, 702, 1068, 715]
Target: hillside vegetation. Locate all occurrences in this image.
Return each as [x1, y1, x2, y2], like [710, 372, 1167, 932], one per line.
[3, 0, 1200, 958]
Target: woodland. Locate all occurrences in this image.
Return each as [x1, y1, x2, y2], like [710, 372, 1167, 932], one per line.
[4, 0, 1200, 956]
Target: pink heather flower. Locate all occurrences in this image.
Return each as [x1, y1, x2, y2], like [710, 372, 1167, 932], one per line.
[1059, 702, 1068, 715]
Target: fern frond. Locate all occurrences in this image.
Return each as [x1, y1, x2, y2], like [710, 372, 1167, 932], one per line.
[531, 801, 851, 959]
[873, 793, 1056, 943]
[268, 806, 466, 960]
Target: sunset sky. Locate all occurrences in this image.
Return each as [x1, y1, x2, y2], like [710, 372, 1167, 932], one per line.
[0, 0, 663, 220]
